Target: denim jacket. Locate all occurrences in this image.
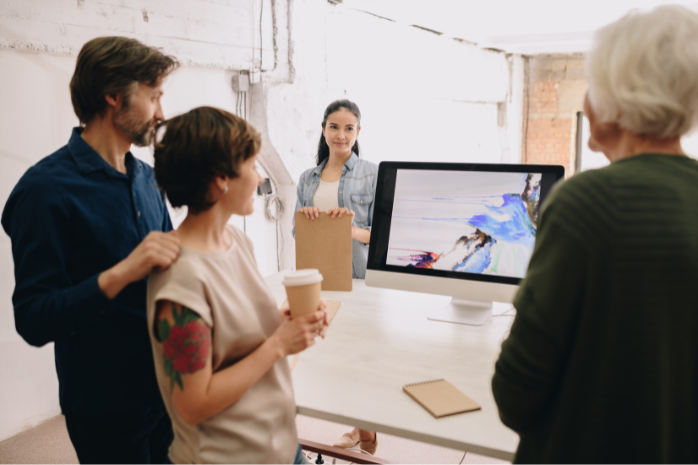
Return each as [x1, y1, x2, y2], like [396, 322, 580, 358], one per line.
[293, 153, 378, 278]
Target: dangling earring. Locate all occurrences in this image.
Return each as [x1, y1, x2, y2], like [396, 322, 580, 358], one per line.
[223, 185, 229, 194]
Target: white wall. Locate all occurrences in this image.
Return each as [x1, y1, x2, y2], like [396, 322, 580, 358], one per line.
[682, 131, 698, 160]
[0, 50, 78, 441]
[0, 0, 274, 70]
[580, 115, 698, 170]
[328, 6, 512, 168]
[281, 3, 513, 173]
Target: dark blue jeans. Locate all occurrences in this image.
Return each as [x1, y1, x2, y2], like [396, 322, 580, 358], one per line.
[294, 443, 309, 464]
[65, 409, 173, 464]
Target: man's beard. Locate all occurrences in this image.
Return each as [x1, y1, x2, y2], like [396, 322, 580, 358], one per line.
[113, 100, 155, 147]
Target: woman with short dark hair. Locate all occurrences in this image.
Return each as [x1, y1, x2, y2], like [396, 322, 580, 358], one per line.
[492, 5, 698, 463]
[149, 106, 328, 464]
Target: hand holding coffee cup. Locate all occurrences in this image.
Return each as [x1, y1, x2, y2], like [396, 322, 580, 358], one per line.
[279, 301, 329, 338]
[283, 269, 323, 318]
[270, 304, 327, 356]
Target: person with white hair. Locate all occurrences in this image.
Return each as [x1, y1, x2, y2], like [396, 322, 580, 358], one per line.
[492, 5, 698, 463]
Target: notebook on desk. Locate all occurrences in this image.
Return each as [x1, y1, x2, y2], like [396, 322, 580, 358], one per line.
[403, 379, 481, 418]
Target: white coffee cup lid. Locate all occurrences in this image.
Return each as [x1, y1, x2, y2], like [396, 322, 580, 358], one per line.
[283, 269, 323, 287]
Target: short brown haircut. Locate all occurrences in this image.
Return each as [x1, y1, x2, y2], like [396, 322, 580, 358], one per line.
[154, 107, 262, 213]
[70, 36, 179, 125]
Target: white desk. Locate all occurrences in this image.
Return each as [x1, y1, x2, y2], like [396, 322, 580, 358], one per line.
[265, 274, 519, 461]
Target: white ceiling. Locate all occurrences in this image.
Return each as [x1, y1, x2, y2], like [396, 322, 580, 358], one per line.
[343, 0, 698, 54]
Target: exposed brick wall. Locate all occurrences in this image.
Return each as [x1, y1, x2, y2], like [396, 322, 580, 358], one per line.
[524, 55, 587, 175]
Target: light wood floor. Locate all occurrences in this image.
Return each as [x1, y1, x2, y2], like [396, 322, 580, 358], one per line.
[0, 415, 508, 464]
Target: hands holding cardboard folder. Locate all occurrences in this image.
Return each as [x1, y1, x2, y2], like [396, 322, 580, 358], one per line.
[297, 207, 370, 245]
[299, 206, 353, 220]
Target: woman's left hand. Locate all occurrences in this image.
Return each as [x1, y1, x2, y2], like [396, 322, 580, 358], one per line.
[280, 301, 330, 338]
[327, 207, 355, 219]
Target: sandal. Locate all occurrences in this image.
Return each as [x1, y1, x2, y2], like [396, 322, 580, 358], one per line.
[333, 431, 359, 449]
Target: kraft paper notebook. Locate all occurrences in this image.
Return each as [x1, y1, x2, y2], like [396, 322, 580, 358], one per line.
[403, 379, 481, 418]
[295, 211, 352, 291]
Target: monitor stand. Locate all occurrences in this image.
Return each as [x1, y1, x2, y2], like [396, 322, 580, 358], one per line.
[427, 298, 502, 326]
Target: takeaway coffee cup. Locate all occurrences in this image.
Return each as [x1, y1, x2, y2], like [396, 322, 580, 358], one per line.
[283, 269, 323, 318]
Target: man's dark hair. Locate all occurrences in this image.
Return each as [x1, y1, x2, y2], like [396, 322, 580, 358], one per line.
[154, 106, 262, 214]
[70, 36, 179, 125]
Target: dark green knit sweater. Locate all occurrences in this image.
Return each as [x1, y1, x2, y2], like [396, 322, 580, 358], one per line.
[492, 154, 698, 463]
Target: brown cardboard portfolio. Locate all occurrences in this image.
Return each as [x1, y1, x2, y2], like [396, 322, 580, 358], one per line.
[295, 211, 352, 291]
[403, 379, 481, 418]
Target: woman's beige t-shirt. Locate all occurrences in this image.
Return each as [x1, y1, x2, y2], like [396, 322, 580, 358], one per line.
[147, 225, 298, 464]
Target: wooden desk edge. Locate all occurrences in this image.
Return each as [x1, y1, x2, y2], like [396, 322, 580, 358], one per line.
[299, 438, 392, 464]
[297, 407, 516, 462]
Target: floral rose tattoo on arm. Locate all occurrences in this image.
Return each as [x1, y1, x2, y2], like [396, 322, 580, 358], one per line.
[158, 304, 211, 392]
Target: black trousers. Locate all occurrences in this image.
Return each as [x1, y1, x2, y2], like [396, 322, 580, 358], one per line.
[65, 409, 173, 464]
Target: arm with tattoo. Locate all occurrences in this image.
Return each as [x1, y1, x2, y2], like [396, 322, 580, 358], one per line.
[158, 304, 211, 392]
[156, 299, 327, 426]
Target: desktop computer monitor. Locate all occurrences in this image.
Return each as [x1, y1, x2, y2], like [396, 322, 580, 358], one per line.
[366, 162, 565, 325]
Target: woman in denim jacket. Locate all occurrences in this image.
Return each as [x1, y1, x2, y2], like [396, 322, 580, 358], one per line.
[292, 100, 379, 453]
[293, 100, 378, 280]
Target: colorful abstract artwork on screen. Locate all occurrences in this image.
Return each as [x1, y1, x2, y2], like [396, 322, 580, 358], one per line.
[386, 170, 541, 279]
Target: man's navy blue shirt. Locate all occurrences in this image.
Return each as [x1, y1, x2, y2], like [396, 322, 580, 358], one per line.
[1, 128, 172, 418]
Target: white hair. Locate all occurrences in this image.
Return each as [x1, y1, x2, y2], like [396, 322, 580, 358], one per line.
[586, 5, 698, 138]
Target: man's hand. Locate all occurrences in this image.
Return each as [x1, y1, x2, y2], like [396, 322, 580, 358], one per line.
[98, 230, 180, 299]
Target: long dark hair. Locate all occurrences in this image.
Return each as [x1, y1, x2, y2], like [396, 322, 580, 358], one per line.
[315, 99, 361, 166]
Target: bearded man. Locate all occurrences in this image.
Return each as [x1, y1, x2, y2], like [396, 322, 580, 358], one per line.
[2, 37, 180, 463]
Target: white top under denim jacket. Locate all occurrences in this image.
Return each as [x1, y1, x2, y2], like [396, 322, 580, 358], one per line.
[293, 153, 378, 279]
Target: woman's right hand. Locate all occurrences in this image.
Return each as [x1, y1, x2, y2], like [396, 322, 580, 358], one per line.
[298, 206, 320, 220]
[269, 304, 327, 356]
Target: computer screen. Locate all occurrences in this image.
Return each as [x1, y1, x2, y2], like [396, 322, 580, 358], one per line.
[368, 162, 564, 287]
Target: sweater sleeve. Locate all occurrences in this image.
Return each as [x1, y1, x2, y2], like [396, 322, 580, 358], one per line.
[491, 191, 590, 433]
[1, 173, 111, 347]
